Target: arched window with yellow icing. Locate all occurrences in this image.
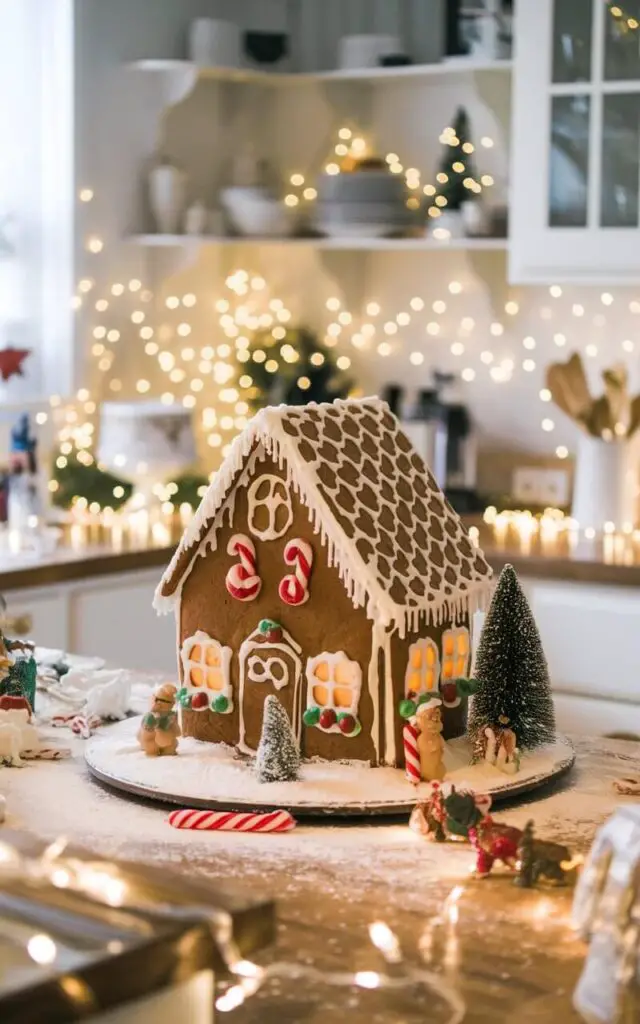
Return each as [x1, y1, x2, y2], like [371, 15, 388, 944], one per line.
[441, 627, 470, 684]
[180, 630, 233, 713]
[404, 639, 440, 698]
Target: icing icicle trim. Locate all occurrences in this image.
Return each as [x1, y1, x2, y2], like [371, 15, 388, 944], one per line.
[153, 398, 493, 638]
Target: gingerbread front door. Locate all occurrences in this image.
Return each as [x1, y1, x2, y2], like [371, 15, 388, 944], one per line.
[238, 623, 303, 752]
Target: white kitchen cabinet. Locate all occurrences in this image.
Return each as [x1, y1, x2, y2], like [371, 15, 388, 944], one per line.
[2, 569, 177, 676]
[70, 570, 177, 674]
[511, 0, 640, 283]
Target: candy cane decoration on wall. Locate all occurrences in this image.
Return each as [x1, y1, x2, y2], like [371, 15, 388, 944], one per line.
[403, 719, 421, 785]
[225, 534, 262, 602]
[278, 539, 313, 606]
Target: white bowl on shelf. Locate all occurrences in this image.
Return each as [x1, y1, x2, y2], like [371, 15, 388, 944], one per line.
[221, 187, 294, 237]
[315, 219, 407, 239]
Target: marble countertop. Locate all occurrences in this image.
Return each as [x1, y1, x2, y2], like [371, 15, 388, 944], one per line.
[4, 695, 639, 1022]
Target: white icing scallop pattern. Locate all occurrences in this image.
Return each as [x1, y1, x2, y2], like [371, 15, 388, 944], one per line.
[155, 397, 493, 636]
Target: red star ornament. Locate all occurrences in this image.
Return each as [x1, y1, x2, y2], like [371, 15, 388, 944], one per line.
[0, 347, 30, 382]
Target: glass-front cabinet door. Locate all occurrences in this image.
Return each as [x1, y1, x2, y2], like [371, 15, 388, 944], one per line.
[511, 0, 640, 282]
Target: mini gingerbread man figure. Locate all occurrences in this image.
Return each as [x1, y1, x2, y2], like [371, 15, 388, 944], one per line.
[138, 683, 180, 757]
[415, 700, 447, 782]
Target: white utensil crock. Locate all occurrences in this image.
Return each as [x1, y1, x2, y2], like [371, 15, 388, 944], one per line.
[572, 433, 640, 529]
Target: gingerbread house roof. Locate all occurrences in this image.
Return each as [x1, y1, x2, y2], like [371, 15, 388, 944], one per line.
[154, 397, 492, 635]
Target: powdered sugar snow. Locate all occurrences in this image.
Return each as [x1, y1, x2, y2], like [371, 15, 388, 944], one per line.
[84, 716, 575, 814]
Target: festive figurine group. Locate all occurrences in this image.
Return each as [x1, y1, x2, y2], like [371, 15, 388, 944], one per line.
[402, 562, 556, 786]
[138, 683, 301, 785]
[411, 782, 579, 888]
[138, 562, 556, 794]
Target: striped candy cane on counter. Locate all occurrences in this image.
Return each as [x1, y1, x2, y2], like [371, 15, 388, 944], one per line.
[278, 539, 313, 606]
[225, 534, 262, 601]
[168, 808, 296, 832]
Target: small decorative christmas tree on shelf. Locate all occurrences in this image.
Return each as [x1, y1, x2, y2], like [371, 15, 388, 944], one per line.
[255, 695, 300, 783]
[240, 326, 353, 411]
[431, 106, 480, 212]
[468, 564, 556, 755]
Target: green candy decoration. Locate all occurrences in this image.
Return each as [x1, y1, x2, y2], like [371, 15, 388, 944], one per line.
[259, 619, 280, 634]
[417, 692, 435, 707]
[456, 677, 480, 698]
[399, 698, 417, 719]
[213, 694, 229, 714]
[303, 705, 321, 727]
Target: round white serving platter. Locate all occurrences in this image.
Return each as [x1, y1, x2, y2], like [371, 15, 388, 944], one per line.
[86, 717, 575, 818]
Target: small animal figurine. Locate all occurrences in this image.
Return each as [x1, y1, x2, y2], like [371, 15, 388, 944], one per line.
[410, 783, 493, 843]
[483, 714, 520, 774]
[415, 700, 447, 782]
[515, 820, 577, 888]
[137, 683, 180, 757]
[468, 818, 522, 877]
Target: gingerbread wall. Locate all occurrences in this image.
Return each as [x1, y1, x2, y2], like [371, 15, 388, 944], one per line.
[179, 453, 380, 763]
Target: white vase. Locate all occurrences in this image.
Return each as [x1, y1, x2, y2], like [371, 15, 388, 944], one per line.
[149, 158, 187, 235]
[572, 434, 640, 530]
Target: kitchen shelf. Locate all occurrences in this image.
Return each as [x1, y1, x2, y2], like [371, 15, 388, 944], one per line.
[127, 234, 508, 251]
[127, 57, 512, 86]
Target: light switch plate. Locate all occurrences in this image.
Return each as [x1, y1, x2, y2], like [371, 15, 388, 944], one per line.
[512, 468, 541, 505]
[536, 469, 570, 507]
[512, 467, 570, 507]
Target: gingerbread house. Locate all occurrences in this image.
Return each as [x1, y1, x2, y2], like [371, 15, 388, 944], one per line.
[154, 397, 492, 767]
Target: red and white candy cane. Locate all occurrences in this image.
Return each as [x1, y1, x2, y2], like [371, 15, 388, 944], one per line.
[278, 539, 313, 606]
[403, 719, 421, 785]
[168, 808, 296, 833]
[225, 534, 261, 602]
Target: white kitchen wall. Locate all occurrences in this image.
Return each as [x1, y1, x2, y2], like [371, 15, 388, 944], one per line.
[71, 0, 640, 473]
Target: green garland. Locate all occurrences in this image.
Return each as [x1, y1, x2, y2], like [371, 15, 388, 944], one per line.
[51, 456, 133, 510]
[51, 457, 208, 512]
[239, 326, 353, 410]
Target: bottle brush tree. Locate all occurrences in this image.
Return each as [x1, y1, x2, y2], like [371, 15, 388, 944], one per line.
[468, 563, 556, 752]
[255, 695, 300, 783]
[432, 106, 479, 211]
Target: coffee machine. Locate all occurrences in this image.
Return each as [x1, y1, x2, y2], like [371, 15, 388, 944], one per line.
[382, 374, 479, 512]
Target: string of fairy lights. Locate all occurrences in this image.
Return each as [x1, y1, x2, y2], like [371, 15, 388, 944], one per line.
[40, 103, 640, 509]
[282, 120, 496, 241]
[0, 833, 583, 1022]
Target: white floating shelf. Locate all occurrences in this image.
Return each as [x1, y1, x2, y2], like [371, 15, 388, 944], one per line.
[127, 234, 508, 252]
[127, 58, 512, 86]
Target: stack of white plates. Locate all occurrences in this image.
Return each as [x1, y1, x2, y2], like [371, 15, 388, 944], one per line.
[315, 170, 413, 238]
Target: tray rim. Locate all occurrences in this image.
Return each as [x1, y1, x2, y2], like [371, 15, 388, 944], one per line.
[85, 724, 576, 819]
